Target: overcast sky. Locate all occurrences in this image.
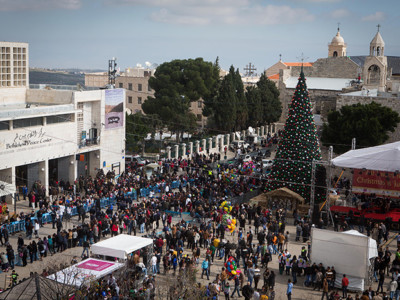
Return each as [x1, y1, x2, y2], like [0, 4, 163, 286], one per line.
[1, 0, 399, 73]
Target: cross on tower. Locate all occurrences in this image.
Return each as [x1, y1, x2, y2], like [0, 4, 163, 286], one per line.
[337, 22, 340, 31]
[279, 54, 282, 61]
[244, 63, 257, 77]
[377, 24, 381, 32]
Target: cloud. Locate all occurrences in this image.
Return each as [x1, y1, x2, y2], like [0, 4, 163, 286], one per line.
[0, 0, 81, 11]
[329, 9, 350, 19]
[290, 0, 341, 2]
[361, 11, 385, 22]
[108, 0, 314, 25]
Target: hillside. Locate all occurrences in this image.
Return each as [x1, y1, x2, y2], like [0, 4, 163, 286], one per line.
[29, 69, 86, 85]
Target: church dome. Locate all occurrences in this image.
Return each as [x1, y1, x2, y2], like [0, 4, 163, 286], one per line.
[331, 31, 345, 45]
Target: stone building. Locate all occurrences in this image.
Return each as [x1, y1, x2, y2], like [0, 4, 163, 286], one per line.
[266, 27, 400, 125]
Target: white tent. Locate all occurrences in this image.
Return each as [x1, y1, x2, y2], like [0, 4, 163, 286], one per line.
[91, 234, 153, 259]
[311, 228, 378, 291]
[47, 258, 124, 287]
[332, 141, 400, 172]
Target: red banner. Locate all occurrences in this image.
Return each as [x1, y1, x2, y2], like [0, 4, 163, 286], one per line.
[352, 169, 400, 198]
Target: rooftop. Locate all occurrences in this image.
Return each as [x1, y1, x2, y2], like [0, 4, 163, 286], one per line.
[285, 76, 353, 91]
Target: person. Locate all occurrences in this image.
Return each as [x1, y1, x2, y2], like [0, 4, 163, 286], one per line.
[223, 281, 230, 300]
[81, 240, 90, 258]
[242, 281, 254, 300]
[342, 274, 349, 298]
[389, 278, 397, 300]
[287, 279, 293, 300]
[11, 270, 18, 286]
[231, 275, 241, 298]
[321, 277, 329, 300]
[201, 258, 209, 280]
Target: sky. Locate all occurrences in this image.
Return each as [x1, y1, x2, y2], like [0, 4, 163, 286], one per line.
[1, 0, 399, 73]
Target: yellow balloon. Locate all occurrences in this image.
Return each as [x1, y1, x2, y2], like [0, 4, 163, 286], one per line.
[231, 219, 236, 225]
[227, 225, 232, 229]
[229, 206, 232, 212]
[224, 207, 228, 212]
[231, 224, 236, 230]
[231, 270, 237, 275]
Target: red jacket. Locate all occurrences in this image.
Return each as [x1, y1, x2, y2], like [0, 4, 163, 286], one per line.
[342, 277, 349, 287]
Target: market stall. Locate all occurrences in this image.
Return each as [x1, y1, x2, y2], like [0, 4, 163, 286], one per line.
[311, 228, 378, 291]
[47, 258, 124, 287]
[90, 234, 153, 260]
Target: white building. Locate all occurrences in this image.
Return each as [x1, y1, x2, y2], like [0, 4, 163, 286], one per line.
[0, 41, 125, 200]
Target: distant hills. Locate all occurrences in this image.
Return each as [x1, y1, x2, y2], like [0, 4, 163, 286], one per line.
[29, 68, 105, 86]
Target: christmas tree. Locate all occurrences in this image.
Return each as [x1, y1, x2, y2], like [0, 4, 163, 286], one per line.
[267, 69, 322, 201]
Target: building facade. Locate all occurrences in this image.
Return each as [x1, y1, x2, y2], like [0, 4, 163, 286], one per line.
[0, 42, 125, 199]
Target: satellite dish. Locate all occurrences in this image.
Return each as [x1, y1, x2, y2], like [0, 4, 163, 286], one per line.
[136, 63, 142, 68]
[145, 61, 151, 67]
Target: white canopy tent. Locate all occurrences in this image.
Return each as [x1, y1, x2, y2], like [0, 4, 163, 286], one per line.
[311, 228, 378, 291]
[332, 141, 400, 172]
[47, 258, 124, 287]
[91, 234, 153, 259]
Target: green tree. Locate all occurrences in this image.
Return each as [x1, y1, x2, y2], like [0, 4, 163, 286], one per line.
[257, 73, 281, 125]
[245, 85, 263, 127]
[142, 58, 219, 142]
[267, 69, 322, 201]
[321, 102, 400, 154]
[125, 112, 153, 153]
[203, 65, 247, 131]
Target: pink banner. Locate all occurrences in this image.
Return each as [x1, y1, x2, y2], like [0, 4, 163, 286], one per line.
[77, 259, 114, 271]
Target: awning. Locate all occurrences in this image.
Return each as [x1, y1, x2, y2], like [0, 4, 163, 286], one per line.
[47, 258, 124, 287]
[332, 141, 400, 172]
[91, 234, 153, 259]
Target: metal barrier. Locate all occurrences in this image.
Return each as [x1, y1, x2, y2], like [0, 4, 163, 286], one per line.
[1, 191, 135, 235]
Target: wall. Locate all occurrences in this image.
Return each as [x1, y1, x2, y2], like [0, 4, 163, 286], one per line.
[117, 76, 153, 114]
[27, 89, 73, 104]
[337, 94, 400, 142]
[0, 88, 26, 105]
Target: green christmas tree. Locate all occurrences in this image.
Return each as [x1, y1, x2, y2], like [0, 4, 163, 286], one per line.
[267, 69, 322, 201]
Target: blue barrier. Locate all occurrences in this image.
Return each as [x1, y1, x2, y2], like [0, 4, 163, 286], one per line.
[1, 191, 132, 235]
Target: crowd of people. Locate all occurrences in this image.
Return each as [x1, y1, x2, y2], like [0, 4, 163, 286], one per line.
[0, 144, 400, 300]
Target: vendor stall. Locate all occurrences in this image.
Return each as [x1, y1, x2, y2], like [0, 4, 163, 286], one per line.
[47, 258, 124, 287]
[91, 234, 153, 260]
[251, 187, 306, 214]
[311, 228, 378, 291]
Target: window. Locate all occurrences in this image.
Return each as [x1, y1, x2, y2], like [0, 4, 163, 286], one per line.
[138, 83, 142, 91]
[128, 96, 132, 103]
[197, 114, 202, 121]
[47, 114, 72, 124]
[0, 121, 9, 131]
[198, 101, 202, 108]
[118, 83, 123, 88]
[138, 97, 142, 104]
[148, 85, 152, 92]
[13, 117, 43, 128]
[128, 83, 132, 91]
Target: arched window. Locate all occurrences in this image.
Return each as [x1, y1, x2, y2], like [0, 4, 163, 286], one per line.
[367, 65, 380, 85]
[333, 51, 338, 57]
[377, 47, 381, 56]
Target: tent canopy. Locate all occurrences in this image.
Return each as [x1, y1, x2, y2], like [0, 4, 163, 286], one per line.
[332, 141, 400, 172]
[47, 258, 124, 287]
[91, 234, 153, 259]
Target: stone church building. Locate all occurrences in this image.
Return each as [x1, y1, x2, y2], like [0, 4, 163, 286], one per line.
[265, 27, 400, 135]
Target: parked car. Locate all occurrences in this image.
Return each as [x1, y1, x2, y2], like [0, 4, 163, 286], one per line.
[229, 140, 249, 151]
[125, 155, 147, 166]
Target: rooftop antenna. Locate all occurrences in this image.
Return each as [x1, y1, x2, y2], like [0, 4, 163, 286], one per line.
[108, 57, 117, 88]
[279, 54, 282, 61]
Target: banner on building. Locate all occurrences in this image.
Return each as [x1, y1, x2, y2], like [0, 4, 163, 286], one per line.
[352, 169, 400, 198]
[105, 89, 124, 130]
